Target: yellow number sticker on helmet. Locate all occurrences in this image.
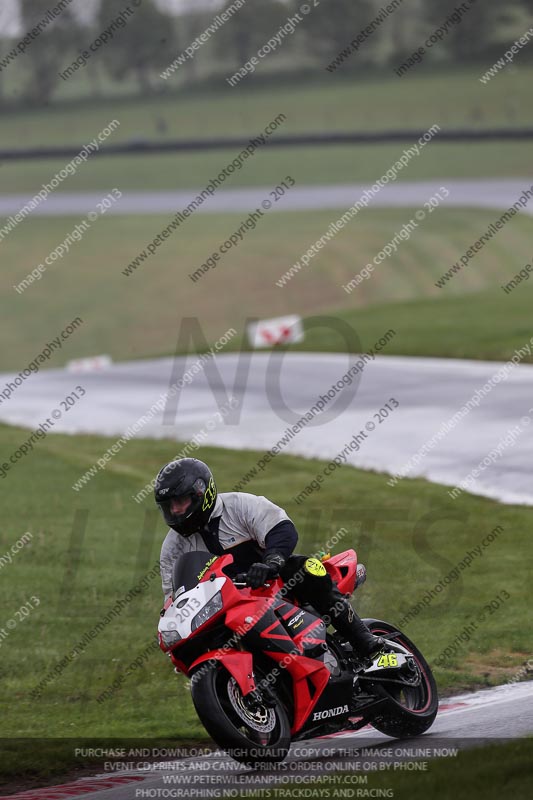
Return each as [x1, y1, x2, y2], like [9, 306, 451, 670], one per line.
[202, 476, 216, 511]
[304, 557, 327, 577]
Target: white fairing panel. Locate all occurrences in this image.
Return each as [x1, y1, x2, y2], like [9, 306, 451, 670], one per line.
[158, 576, 227, 640]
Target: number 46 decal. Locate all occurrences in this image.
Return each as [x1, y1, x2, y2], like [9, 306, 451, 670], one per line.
[377, 653, 398, 668]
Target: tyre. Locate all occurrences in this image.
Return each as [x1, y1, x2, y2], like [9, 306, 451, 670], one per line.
[191, 663, 291, 766]
[364, 619, 438, 737]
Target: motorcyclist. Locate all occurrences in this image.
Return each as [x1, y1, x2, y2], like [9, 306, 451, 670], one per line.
[156, 457, 383, 659]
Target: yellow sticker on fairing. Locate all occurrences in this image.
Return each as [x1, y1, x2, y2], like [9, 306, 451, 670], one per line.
[304, 557, 327, 577]
[197, 556, 217, 581]
[377, 653, 398, 668]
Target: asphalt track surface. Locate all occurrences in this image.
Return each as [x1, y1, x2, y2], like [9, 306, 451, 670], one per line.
[4, 682, 533, 799]
[1, 179, 532, 216]
[1, 352, 533, 505]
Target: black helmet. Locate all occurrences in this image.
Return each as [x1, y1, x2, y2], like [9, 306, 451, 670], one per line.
[154, 458, 217, 536]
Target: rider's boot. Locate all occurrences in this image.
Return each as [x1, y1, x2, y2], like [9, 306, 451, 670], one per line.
[327, 594, 384, 659]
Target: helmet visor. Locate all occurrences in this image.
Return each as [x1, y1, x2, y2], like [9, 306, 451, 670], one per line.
[156, 477, 209, 534]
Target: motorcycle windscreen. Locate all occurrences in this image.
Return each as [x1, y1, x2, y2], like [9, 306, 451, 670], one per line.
[172, 551, 218, 596]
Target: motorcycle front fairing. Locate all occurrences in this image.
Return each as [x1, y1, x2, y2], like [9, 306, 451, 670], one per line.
[158, 551, 228, 649]
[157, 551, 345, 733]
[159, 552, 281, 652]
[158, 552, 261, 697]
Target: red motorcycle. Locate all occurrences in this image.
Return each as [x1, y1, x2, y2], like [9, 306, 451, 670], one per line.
[158, 549, 438, 765]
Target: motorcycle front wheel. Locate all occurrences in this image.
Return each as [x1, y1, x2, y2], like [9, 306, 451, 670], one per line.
[191, 663, 291, 766]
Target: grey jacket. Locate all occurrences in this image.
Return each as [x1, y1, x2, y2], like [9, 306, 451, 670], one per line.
[159, 491, 291, 598]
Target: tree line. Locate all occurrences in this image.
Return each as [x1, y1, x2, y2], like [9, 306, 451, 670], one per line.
[1, 0, 532, 104]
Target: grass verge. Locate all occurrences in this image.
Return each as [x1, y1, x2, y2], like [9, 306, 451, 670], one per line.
[2, 68, 533, 148]
[1, 208, 532, 371]
[1, 142, 532, 194]
[292, 286, 533, 362]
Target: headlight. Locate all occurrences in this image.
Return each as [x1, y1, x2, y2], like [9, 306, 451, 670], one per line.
[191, 591, 223, 631]
[160, 628, 182, 647]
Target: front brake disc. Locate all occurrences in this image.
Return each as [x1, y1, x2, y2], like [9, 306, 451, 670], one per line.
[227, 677, 277, 733]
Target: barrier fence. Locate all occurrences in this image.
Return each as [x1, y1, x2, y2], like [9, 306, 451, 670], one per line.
[2, 127, 533, 161]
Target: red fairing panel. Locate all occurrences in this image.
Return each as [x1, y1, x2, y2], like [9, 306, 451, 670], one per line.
[324, 548, 358, 595]
[219, 559, 282, 637]
[267, 651, 330, 734]
[188, 649, 257, 696]
[223, 591, 279, 636]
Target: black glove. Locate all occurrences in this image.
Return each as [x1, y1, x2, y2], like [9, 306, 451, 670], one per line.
[246, 553, 285, 589]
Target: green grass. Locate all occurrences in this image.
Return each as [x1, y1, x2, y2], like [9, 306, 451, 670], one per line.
[3, 68, 533, 149]
[1, 208, 532, 371]
[2, 142, 531, 194]
[293, 287, 533, 362]
[1, 67, 532, 192]
[0, 422, 531, 743]
[2, 142, 532, 194]
[264, 739, 533, 800]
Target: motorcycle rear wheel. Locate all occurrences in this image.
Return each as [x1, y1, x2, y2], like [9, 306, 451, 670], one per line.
[364, 619, 438, 737]
[191, 663, 291, 766]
